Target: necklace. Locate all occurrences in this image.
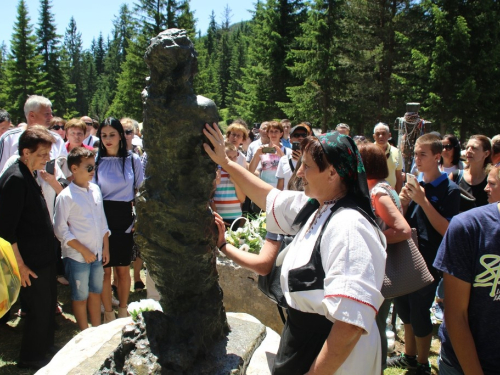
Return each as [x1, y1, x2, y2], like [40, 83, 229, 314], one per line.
[306, 197, 340, 234]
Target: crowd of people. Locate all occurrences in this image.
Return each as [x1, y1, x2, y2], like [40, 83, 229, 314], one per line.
[207, 118, 500, 375]
[0, 96, 144, 369]
[1, 95, 499, 374]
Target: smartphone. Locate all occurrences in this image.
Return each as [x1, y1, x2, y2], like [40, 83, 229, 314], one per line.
[45, 159, 56, 175]
[406, 173, 419, 188]
[292, 142, 300, 152]
[262, 147, 276, 154]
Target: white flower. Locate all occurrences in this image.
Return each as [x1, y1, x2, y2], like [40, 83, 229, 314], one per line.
[127, 299, 163, 321]
[240, 244, 250, 252]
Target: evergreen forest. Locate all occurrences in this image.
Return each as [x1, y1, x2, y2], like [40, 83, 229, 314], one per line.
[1, 0, 499, 140]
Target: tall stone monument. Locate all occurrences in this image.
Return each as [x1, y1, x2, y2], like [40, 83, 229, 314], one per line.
[134, 29, 229, 371]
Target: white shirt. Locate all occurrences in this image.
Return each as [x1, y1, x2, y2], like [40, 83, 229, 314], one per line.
[131, 135, 143, 148]
[236, 151, 247, 168]
[83, 134, 99, 147]
[246, 139, 263, 163]
[54, 182, 110, 263]
[265, 188, 386, 374]
[275, 154, 297, 190]
[0, 127, 68, 171]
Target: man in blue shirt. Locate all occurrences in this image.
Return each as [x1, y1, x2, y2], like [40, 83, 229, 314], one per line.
[388, 133, 460, 375]
[434, 203, 500, 374]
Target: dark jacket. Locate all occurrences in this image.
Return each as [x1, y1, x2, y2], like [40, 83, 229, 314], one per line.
[0, 160, 55, 270]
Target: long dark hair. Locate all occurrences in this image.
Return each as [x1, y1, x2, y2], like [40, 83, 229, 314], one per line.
[442, 134, 461, 166]
[95, 117, 129, 181]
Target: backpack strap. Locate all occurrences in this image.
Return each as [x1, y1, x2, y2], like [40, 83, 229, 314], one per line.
[288, 156, 295, 173]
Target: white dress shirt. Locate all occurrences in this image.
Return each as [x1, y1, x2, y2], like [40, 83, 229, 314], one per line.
[54, 182, 110, 263]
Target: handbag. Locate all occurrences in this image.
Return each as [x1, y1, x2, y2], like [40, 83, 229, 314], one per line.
[257, 235, 293, 309]
[0, 238, 21, 319]
[371, 182, 434, 299]
[381, 228, 434, 299]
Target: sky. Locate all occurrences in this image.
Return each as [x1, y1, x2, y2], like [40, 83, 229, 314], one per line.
[0, 0, 255, 50]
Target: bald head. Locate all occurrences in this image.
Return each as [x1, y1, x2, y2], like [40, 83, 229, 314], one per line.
[81, 116, 94, 136]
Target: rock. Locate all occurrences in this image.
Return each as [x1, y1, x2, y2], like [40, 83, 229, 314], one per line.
[37, 313, 279, 375]
[99, 311, 267, 375]
[217, 257, 285, 334]
[35, 318, 134, 375]
[135, 28, 228, 372]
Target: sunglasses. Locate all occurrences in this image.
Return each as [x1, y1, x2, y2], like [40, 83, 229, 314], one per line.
[124, 130, 134, 135]
[442, 144, 453, 150]
[85, 165, 96, 172]
[292, 133, 307, 138]
[51, 125, 64, 130]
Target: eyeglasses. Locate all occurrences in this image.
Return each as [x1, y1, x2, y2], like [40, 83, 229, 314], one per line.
[442, 144, 453, 150]
[292, 133, 307, 138]
[85, 165, 95, 173]
[229, 133, 243, 139]
[124, 130, 134, 135]
[51, 125, 64, 130]
[85, 122, 93, 126]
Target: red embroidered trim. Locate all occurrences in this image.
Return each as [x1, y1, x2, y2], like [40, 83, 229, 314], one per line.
[325, 294, 378, 314]
[272, 192, 289, 235]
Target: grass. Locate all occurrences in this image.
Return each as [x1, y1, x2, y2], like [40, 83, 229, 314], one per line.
[1, 269, 442, 374]
[0, 268, 147, 375]
[385, 323, 441, 375]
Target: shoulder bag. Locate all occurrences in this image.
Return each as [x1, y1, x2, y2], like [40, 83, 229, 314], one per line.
[378, 183, 434, 299]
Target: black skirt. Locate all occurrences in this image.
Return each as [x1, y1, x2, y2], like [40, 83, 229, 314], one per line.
[103, 200, 134, 267]
[273, 307, 333, 375]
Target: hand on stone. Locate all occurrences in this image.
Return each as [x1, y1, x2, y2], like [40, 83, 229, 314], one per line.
[213, 212, 226, 249]
[203, 123, 230, 167]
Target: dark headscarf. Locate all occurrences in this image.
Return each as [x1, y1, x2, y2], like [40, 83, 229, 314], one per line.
[293, 131, 375, 228]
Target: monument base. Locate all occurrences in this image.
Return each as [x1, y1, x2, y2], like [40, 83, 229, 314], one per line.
[35, 313, 280, 375]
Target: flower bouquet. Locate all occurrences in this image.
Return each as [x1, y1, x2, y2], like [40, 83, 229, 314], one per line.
[224, 213, 267, 254]
[127, 299, 163, 321]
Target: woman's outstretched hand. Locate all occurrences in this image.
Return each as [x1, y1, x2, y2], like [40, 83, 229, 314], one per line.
[203, 123, 230, 167]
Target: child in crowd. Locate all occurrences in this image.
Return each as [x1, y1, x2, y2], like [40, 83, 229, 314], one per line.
[54, 147, 110, 331]
[212, 142, 246, 227]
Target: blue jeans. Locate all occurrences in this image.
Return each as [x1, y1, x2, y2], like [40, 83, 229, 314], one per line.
[64, 257, 104, 301]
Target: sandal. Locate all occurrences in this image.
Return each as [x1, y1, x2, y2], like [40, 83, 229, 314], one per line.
[134, 281, 145, 292]
[57, 276, 69, 285]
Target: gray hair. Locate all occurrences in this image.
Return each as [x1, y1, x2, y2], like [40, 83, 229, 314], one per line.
[373, 122, 390, 134]
[0, 109, 10, 123]
[24, 95, 52, 118]
[492, 134, 500, 156]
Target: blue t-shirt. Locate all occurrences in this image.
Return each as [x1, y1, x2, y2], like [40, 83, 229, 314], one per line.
[433, 203, 500, 374]
[405, 172, 460, 278]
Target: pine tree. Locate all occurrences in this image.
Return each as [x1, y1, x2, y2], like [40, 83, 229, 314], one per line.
[0, 43, 7, 108]
[92, 33, 106, 76]
[36, 0, 71, 116]
[107, 32, 149, 120]
[280, 0, 348, 131]
[226, 25, 250, 116]
[177, 0, 196, 38]
[215, 6, 233, 109]
[4, 0, 48, 123]
[424, 0, 500, 138]
[62, 17, 85, 115]
[235, 0, 305, 122]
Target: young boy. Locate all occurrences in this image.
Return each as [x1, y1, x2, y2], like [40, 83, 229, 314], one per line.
[388, 134, 460, 375]
[54, 147, 110, 330]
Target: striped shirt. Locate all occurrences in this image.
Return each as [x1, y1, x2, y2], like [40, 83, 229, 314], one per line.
[213, 170, 242, 220]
